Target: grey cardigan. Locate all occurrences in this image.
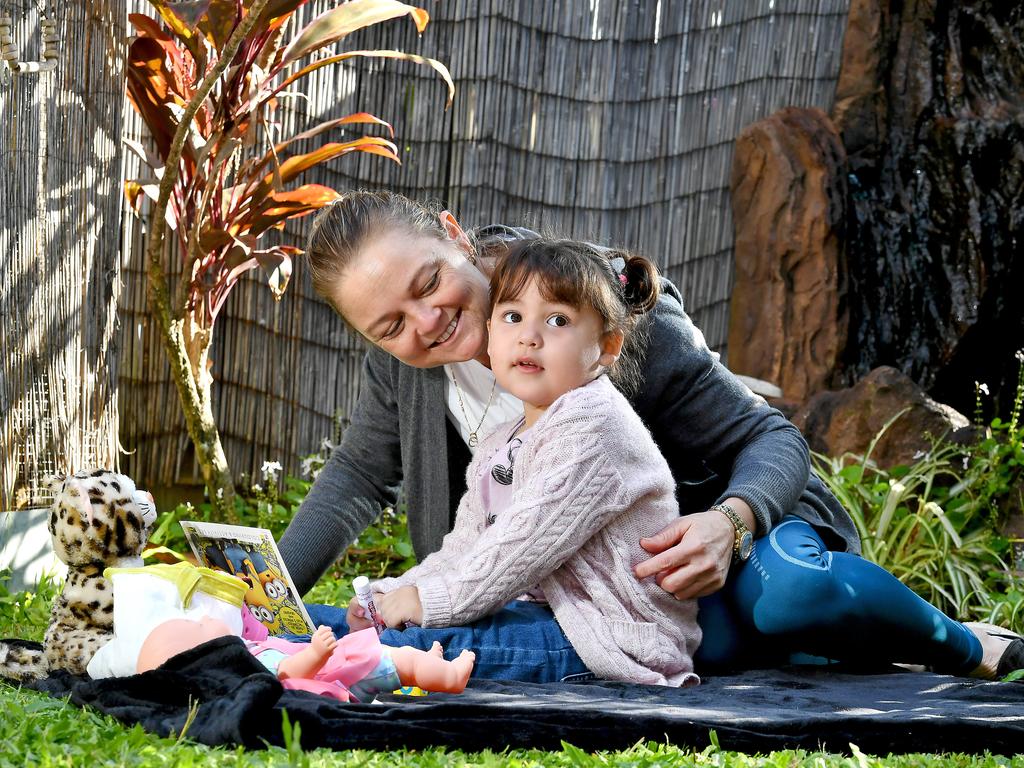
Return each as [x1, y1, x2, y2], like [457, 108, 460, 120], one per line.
[279, 277, 859, 595]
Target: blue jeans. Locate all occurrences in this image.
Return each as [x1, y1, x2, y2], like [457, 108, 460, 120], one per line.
[301, 598, 593, 684]
[695, 516, 983, 675]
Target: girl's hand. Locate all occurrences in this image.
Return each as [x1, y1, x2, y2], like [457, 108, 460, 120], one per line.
[377, 585, 423, 628]
[346, 596, 375, 632]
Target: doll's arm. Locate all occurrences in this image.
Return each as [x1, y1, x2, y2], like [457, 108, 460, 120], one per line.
[275, 625, 337, 681]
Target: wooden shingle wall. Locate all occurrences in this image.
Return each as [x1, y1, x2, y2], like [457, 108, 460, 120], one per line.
[1, 0, 126, 508]
[117, 0, 850, 488]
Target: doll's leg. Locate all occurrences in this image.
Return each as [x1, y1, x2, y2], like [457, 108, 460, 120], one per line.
[387, 645, 475, 693]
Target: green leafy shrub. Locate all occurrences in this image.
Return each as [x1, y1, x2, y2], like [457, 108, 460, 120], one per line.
[814, 352, 1024, 631]
[0, 568, 61, 639]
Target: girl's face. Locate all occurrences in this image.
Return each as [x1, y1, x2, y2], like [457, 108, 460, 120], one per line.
[332, 218, 492, 368]
[488, 277, 622, 426]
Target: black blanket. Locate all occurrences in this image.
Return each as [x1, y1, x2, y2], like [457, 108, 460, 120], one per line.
[15, 636, 1024, 754]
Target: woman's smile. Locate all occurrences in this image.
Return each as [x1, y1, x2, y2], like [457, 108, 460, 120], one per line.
[430, 310, 461, 348]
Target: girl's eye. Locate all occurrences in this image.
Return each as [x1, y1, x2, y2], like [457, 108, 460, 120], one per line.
[501, 310, 522, 323]
[546, 314, 569, 328]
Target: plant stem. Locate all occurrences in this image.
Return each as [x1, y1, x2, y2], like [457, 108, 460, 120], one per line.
[144, 0, 272, 521]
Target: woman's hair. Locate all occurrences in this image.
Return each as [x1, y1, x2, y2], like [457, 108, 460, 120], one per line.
[305, 190, 451, 315]
[489, 238, 660, 395]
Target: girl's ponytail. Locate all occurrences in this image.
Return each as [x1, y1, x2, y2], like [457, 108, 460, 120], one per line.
[619, 253, 660, 314]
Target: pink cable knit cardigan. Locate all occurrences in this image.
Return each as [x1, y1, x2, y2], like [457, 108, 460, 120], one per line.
[373, 375, 701, 686]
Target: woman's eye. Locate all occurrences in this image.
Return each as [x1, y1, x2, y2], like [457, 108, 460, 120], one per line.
[546, 315, 569, 328]
[501, 311, 522, 323]
[422, 271, 440, 294]
[381, 318, 403, 341]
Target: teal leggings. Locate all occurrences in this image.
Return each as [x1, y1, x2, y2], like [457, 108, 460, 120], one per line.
[695, 517, 983, 674]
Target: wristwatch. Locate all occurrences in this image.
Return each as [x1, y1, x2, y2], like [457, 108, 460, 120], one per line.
[712, 502, 753, 563]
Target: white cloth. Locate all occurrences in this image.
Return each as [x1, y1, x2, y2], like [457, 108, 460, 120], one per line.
[443, 360, 523, 453]
[87, 566, 245, 679]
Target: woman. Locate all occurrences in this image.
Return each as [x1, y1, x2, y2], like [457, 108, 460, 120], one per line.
[278, 190, 1021, 680]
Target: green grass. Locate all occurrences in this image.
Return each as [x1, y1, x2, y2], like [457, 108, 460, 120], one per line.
[0, 681, 1022, 768]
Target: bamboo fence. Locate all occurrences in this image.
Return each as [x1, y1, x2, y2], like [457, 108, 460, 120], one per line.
[114, 0, 849, 490]
[1, 0, 126, 509]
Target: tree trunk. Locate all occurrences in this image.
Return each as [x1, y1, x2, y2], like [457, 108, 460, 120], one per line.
[147, 295, 238, 522]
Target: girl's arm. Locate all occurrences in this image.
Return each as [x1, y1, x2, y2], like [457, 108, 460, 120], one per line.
[371, 427, 505, 594]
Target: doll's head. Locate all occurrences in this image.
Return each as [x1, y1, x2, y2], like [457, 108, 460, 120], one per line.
[487, 238, 660, 421]
[136, 616, 235, 674]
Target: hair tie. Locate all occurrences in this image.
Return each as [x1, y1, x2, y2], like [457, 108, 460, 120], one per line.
[609, 256, 627, 287]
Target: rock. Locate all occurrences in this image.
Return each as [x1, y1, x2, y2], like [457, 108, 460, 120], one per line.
[728, 107, 849, 402]
[831, 0, 1024, 418]
[792, 366, 968, 468]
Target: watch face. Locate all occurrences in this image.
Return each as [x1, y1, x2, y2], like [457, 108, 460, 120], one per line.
[738, 531, 754, 561]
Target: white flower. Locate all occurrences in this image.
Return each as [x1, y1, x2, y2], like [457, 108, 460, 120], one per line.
[962, 455, 970, 470]
[320, 437, 337, 454]
[976, 381, 990, 395]
[252, 483, 263, 493]
[261, 460, 283, 479]
[1016, 349, 1024, 363]
[300, 456, 315, 478]
[216, 487, 224, 499]
[888, 479, 906, 495]
[912, 450, 927, 460]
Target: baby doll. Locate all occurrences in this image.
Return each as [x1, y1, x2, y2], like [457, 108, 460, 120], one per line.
[137, 616, 475, 702]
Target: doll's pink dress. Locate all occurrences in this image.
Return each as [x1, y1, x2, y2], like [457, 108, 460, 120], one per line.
[244, 627, 400, 703]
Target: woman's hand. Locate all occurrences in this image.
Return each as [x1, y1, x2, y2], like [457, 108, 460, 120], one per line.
[633, 499, 756, 600]
[376, 585, 423, 628]
[346, 596, 375, 632]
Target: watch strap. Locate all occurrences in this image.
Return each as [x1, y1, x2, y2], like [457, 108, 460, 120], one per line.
[711, 502, 750, 561]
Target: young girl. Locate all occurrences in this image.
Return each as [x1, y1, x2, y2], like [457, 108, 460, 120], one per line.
[354, 238, 701, 686]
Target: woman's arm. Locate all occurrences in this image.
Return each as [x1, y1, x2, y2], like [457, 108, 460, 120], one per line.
[278, 347, 405, 595]
[631, 287, 811, 598]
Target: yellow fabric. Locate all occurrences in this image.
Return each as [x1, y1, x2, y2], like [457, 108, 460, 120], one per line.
[104, 562, 246, 608]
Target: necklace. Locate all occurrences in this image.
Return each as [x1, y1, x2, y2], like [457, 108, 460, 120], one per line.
[448, 365, 497, 447]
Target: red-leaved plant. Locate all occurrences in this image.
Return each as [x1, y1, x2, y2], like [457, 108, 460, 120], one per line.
[125, 0, 452, 518]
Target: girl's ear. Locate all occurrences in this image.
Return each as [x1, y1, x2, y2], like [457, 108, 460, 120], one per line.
[439, 211, 474, 258]
[599, 329, 625, 367]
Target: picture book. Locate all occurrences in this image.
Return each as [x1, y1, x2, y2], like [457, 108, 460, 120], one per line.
[180, 520, 315, 637]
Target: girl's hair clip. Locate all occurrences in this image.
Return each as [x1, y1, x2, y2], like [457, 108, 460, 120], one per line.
[618, 273, 628, 286]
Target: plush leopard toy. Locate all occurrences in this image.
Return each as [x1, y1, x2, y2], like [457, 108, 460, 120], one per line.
[0, 470, 157, 682]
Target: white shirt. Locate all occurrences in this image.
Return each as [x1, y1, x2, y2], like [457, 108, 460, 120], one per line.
[443, 360, 523, 453]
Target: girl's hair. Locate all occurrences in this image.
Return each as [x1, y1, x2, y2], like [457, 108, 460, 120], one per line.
[489, 238, 660, 395]
[305, 190, 451, 315]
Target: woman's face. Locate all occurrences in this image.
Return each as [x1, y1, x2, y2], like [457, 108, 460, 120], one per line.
[332, 223, 492, 368]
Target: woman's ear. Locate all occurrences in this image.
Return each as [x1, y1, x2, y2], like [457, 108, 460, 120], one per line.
[599, 329, 625, 367]
[439, 210, 474, 258]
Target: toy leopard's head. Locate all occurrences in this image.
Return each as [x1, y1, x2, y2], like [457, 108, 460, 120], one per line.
[45, 470, 158, 567]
